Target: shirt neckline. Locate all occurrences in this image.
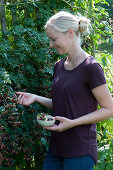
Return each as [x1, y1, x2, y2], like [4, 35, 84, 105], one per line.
[63, 56, 91, 72]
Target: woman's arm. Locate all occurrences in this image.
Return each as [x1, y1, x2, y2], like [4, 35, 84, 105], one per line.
[16, 92, 52, 110]
[44, 84, 113, 132]
[35, 95, 52, 110]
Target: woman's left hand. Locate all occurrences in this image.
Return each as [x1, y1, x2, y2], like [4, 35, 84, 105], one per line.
[43, 116, 74, 132]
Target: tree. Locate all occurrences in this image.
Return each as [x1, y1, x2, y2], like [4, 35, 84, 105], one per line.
[11, 0, 17, 26]
[0, 0, 7, 39]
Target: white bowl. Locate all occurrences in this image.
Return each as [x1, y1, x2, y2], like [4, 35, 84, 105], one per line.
[37, 115, 55, 127]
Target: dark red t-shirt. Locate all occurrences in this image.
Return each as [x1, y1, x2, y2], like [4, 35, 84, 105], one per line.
[49, 56, 106, 163]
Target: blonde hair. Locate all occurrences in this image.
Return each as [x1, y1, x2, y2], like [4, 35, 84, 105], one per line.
[45, 11, 90, 34]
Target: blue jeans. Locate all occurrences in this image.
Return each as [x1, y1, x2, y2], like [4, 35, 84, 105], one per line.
[42, 152, 95, 170]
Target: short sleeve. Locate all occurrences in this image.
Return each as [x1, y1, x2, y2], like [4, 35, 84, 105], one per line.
[86, 63, 106, 89]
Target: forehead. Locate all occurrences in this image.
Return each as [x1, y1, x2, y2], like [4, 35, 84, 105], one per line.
[46, 26, 63, 38]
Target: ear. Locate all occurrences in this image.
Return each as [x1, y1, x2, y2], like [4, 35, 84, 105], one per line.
[67, 29, 74, 38]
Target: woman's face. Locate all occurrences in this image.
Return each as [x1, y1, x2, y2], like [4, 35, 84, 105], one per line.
[46, 26, 71, 55]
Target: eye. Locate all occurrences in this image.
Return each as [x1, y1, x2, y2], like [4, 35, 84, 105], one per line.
[52, 38, 56, 42]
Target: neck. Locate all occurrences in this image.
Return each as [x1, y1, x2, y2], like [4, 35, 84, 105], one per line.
[67, 45, 88, 63]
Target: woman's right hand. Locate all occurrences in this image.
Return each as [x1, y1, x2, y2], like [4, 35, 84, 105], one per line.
[16, 92, 37, 106]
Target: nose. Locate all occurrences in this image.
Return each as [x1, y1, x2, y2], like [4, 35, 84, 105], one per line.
[50, 40, 54, 48]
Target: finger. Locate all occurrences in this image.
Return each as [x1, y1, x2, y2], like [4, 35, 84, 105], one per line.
[17, 95, 22, 104]
[16, 92, 24, 96]
[13, 94, 17, 98]
[17, 95, 24, 104]
[19, 95, 25, 105]
[44, 125, 63, 132]
[43, 124, 58, 131]
[13, 94, 18, 101]
[55, 116, 65, 121]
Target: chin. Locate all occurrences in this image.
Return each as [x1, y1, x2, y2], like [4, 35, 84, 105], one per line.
[58, 51, 65, 55]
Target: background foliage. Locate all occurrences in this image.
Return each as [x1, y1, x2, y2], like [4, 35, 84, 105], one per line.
[0, 0, 113, 169]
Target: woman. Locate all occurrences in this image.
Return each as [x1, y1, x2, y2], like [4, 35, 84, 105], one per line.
[16, 11, 113, 170]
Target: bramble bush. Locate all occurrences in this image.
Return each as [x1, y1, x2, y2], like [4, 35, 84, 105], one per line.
[0, 25, 55, 169]
[0, 1, 62, 169]
[0, 57, 50, 169]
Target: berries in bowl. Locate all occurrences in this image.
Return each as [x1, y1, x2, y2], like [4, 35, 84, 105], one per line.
[37, 113, 55, 127]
